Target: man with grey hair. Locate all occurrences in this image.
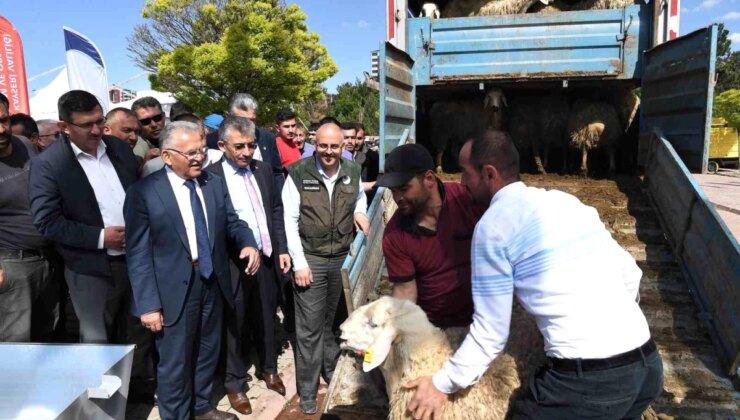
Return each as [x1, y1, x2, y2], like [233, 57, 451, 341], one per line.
[34, 119, 61, 152]
[206, 93, 283, 189]
[125, 120, 260, 420]
[205, 116, 291, 413]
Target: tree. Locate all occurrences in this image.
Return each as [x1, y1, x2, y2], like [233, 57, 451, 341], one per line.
[127, 0, 338, 125]
[329, 80, 380, 135]
[715, 23, 740, 94]
[714, 89, 740, 130]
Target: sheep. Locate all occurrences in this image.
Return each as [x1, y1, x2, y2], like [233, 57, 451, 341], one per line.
[507, 96, 543, 173]
[567, 98, 622, 175]
[441, 0, 638, 17]
[538, 94, 571, 173]
[611, 87, 641, 134]
[429, 88, 506, 173]
[338, 296, 546, 419]
[420, 2, 441, 18]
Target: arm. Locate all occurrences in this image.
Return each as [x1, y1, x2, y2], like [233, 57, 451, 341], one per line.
[353, 177, 370, 235]
[392, 280, 417, 303]
[282, 175, 307, 271]
[432, 223, 514, 394]
[28, 157, 102, 249]
[123, 184, 162, 317]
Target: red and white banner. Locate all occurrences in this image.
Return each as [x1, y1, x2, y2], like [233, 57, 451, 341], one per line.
[0, 16, 30, 114]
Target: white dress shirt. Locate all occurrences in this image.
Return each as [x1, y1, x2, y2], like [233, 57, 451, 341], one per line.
[165, 167, 209, 259]
[70, 141, 127, 256]
[282, 160, 367, 271]
[433, 181, 650, 394]
[221, 159, 265, 251]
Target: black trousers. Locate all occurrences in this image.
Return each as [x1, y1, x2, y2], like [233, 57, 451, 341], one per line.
[65, 259, 154, 380]
[512, 342, 664, 419]
[224, 254, 279, 393]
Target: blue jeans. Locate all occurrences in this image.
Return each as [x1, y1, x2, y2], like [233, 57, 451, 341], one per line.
[512, 345, 664, 419]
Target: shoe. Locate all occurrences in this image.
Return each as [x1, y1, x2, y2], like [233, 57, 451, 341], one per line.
[258, 371, 286, 396]
[299, 398, 317, 415]
[194, 408, 238, 420]
[227, 391, 253, 415]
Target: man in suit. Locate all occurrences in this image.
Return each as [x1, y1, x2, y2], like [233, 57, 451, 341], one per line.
[205, 93, 284, 190]
[28, 91, 154, 394]
[206, 116, 291, 414]
[124, 121, 261, 420]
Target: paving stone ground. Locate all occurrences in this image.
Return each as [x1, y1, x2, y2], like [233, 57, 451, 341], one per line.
[126, 310, 307, 420]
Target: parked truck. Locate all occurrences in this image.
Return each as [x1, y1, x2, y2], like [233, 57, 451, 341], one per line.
[325, 0, 739, 418]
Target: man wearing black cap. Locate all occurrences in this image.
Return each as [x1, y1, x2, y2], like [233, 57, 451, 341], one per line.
[378, 144, 485, 329]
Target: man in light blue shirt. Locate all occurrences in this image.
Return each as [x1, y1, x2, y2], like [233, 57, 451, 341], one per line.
[405, 130, 663, 419]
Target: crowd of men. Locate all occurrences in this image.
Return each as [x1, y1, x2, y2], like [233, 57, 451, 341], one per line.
[1, 86, 663, 420]
[0, 90, 378, 420]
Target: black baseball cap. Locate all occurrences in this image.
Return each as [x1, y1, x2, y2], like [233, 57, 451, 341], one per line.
[376, 144, 435, 188]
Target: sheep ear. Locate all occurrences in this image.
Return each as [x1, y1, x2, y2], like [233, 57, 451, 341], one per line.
[362, 326, 397, 372]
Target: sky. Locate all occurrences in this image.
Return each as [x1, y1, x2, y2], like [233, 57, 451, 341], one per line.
[2, 0, 738, 97]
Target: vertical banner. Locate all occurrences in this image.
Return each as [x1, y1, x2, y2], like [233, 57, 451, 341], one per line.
[64, 26, 110, 113]
[0, 16, 30, 114]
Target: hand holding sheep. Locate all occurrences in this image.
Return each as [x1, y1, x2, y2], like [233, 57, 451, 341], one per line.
[403, 376, 448, 420]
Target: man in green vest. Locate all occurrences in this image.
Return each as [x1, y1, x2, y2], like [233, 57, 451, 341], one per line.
[282, 122, 370, 414]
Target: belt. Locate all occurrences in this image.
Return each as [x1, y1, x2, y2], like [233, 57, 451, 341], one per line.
[107, 254, 126, 262]
[0, 248, 49, 260]
[549, 338, 657, 373]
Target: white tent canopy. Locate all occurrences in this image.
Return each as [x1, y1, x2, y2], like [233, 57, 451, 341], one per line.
[28, 67, 175, 121]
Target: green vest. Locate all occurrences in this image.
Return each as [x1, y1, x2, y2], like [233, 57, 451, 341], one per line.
[287, 156, 362, 257]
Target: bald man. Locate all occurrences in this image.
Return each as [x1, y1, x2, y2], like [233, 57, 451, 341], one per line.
[281, 123, 369, 414]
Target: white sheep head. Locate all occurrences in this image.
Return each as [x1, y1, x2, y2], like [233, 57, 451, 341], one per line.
[339, 296, 431, 372]
[420, 2, 441, 19]
[484, 87, 508, 111]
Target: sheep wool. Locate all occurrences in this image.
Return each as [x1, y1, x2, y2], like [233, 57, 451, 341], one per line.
[339, 297, 545, 420]
[567, 98, 622, 174]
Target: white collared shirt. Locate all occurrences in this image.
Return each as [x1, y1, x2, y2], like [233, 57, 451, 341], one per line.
[70, 140, 126, 256]
[221, 159, 265, 251]
[282, 160, 367, 271]
[433, 181, 650, 394]
[165, 167, 209, 259]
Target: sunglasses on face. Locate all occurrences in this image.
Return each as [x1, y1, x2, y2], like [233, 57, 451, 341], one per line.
[139, 113, 164, 126]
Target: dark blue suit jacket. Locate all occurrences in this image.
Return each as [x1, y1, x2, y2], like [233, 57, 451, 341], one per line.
[123, 168, 257, 325]
[28, 135, 139, 276]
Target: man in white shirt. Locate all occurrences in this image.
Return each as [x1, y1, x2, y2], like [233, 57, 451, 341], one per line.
[205, 116, 292, 413]
[28, 90, 155, 399]
[404, 130, 663, 419]
[282, 122, 370, 414]
[124, 121, 260, 420]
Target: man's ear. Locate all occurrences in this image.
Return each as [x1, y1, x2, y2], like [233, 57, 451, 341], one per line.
[217, 140, 227, 153]
[57, 121, 69, 136]
[362, 326, 397, 372]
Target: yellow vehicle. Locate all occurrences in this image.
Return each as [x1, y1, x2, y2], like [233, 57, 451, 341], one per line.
[708, 118, 739, 173]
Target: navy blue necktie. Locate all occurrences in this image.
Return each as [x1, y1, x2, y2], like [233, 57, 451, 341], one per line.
[184, 179, 213, 279]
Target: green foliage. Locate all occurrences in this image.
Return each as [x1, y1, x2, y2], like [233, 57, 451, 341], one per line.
[128, 0, 338, 125]
[329, 80, 380, 135]
[716, 51, 740, 95]
[716, 23, 731, 60]
[714, 89, 740, 130]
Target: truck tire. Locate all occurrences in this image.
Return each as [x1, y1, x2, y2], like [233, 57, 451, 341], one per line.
[708, 160, 719, 174]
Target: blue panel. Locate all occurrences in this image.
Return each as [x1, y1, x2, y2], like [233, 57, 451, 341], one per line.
[644, 130, 740, 375]
[639, 26, 718, 173]
[407, 6, 646, 83]
[379, 42, 416, 169]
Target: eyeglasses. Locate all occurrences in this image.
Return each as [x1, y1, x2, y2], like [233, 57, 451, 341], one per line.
[139, 113, 164, 126]
[166, 146, 209, 159]
[68, 117, 107, 131]
[316, 144, 342, 151]
[229, 142, 258, 151]
[39, 131, 61, 138]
